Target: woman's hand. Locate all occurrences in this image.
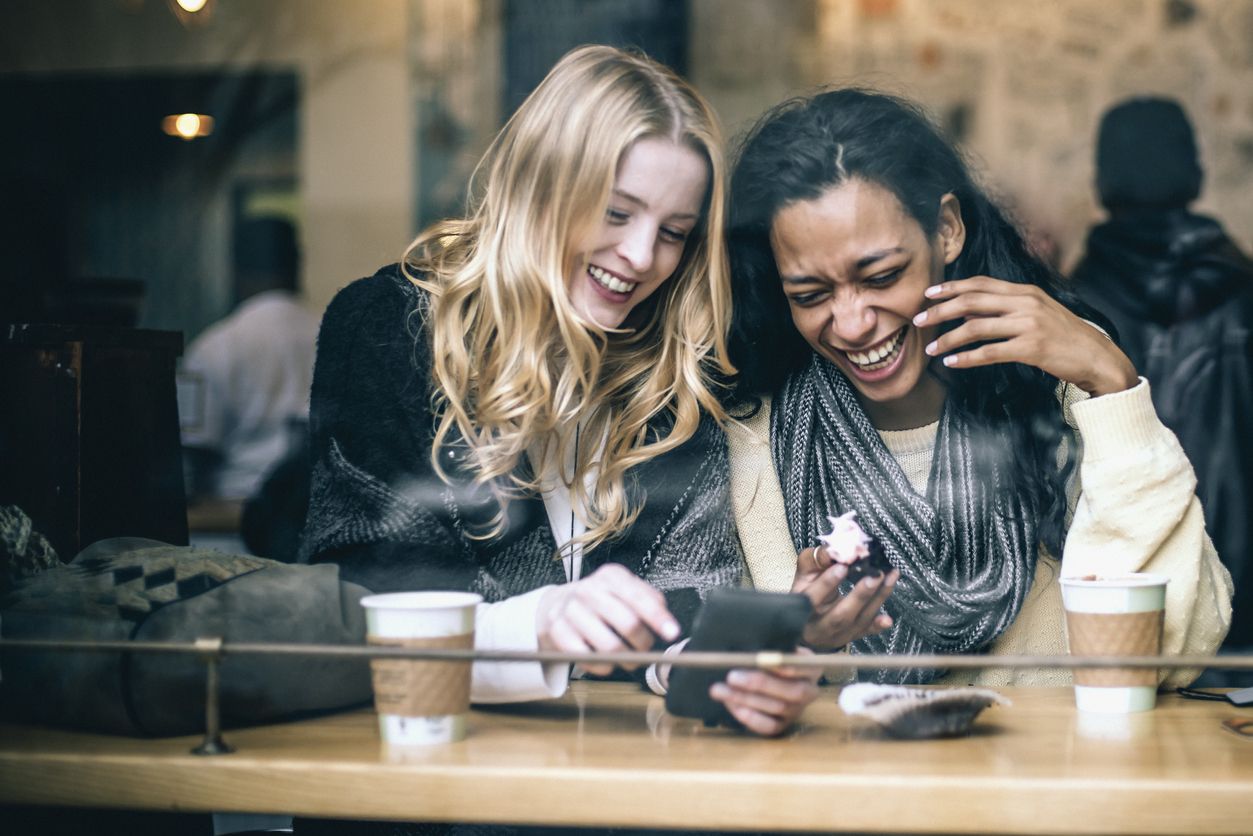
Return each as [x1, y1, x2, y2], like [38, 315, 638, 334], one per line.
[708, 648, 822, 736]
[536, 563, 679, 675]
[914, 276, 1139, 397]
[793, 547, 896, 651]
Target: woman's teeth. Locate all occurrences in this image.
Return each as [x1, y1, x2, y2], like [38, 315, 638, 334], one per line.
[588, 265, 635, 294]
[845, 327, 907, 371]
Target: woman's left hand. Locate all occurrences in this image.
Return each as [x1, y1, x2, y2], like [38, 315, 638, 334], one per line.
[793, 547, 897, 651]
[914, 276, 1138, 397]
[707, 648, 821, 737]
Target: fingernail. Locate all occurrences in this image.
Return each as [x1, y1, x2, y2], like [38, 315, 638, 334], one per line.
[943, 355, 958, 367]
[832, 564, 847, 579]
[925, 284, 943, 297]
[709, 683, 729, 700]
[662, 620, 680, 641]
[913, 311, 928, 325]
[727, 670, 749, 687]
[924, 340, 938, 355]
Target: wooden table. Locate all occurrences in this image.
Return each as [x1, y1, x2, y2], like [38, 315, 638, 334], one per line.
[1, 684, 1250, 834]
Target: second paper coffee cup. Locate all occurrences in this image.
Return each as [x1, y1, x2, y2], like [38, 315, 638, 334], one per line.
[1060, 574, 1167, 714]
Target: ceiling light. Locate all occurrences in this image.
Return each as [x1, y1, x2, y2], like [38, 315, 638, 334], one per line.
[162, 113, 214, 141]
[167, 0, 214, 26]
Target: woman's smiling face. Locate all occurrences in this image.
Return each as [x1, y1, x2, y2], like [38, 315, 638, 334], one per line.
[770, 178, 964, 429]
[567, 136, 708, 329]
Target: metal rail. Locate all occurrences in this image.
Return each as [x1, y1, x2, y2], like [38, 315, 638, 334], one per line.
[4, 636, 1253, 670]
[3, 637, 1249, 755]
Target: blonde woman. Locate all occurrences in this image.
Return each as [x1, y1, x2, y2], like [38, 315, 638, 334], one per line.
[301, 46, 817, 735]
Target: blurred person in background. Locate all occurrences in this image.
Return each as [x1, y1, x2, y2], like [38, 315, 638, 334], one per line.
[180, 217, 318, 514]
[1071, 97, 1253, 662]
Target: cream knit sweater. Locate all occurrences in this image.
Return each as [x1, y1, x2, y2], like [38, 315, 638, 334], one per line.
[728, 378, 1233, 688]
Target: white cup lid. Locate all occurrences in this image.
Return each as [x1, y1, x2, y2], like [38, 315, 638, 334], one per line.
[1059, 573, 1169, 588]
[361, 591, 483, 610]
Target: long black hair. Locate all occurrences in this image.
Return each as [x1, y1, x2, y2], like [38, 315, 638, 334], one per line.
[728, 88, 1109, 557]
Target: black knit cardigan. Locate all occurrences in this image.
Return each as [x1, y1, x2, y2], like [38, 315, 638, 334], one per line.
[299, 265, 742, 640]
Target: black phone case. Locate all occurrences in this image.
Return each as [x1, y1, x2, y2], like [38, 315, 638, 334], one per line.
[664, 588, 812, 728]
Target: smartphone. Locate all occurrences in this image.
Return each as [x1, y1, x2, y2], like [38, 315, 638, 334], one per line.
[664, 587, 812, 728]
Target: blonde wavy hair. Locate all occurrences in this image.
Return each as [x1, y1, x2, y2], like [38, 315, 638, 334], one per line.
[402, 44, 734, 553]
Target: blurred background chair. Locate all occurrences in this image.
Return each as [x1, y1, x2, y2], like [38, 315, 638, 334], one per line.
[0, 321, 189, 562]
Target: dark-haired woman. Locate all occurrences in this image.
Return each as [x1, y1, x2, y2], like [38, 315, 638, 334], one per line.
[726, 88, 1232, 686]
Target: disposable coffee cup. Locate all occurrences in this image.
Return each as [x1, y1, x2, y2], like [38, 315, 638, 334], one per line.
[361, 591, 481, 745]
[1060, 574, 1167, 714]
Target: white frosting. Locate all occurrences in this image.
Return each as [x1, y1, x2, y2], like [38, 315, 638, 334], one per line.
[818, 510, 871, 564]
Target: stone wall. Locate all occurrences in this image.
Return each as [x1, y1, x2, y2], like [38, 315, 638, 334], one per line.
[691, 0, 1253, 265]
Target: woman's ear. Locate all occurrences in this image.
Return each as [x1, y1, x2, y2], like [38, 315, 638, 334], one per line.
[937, 193, 966, 266]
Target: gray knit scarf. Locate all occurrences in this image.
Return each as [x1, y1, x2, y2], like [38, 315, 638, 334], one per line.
[772, 355, 1038, 684]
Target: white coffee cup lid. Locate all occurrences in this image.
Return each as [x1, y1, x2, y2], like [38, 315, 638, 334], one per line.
[1059, 573, 1169, 588]
[361, 591, 483, 610]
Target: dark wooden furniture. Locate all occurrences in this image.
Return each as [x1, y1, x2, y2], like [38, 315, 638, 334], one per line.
[0, 323, 188, 559]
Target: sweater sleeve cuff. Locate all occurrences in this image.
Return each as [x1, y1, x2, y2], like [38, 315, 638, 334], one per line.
[1068, 378, 1165, 461]
[470, 586, 570, 704]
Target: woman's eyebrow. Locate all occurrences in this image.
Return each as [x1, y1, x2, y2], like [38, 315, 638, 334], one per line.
[855, 247, 906, 269]
[781, 274, 821, 285]
[780, 247, 907, 283]
[612, 188, 699, 220]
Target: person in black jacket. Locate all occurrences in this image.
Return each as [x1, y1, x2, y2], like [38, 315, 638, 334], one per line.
[1071, 96, 1253, 654]
[301, 45, 818, 739]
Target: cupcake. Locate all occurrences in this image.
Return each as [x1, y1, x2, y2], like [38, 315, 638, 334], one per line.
[818, 510, 893, 583]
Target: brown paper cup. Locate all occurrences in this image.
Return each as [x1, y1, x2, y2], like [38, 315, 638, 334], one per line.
[368, 633, 473, 715]
[1060, 574, 1167, 714]
[1065, 610, 1163, 687]
[361, 591, 481, 745]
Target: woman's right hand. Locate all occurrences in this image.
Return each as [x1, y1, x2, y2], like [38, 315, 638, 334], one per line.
[709, 648, 822, 737]
[792, 547, 897, 651]
[916, 276, 1139, 397]
[537, 563, 680, 675]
